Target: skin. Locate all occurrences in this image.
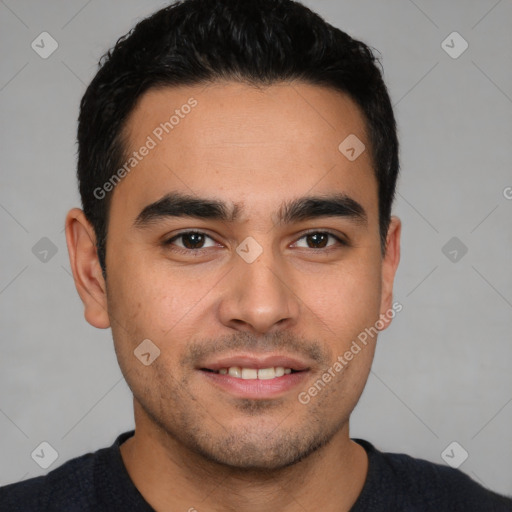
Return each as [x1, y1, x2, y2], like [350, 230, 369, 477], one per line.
[65, 81, 401, 512]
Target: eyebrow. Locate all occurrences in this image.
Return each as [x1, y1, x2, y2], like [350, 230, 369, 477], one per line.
[133, 191, 367, 228]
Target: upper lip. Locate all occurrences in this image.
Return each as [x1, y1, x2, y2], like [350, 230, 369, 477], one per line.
[199, 353, 311, 372]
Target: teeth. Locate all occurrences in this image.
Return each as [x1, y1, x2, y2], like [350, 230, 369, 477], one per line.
[257, 368, 276, 380]
[228, 367, 241, 378]
[217, 366, 294, 379]
[242, 368, 258, 379]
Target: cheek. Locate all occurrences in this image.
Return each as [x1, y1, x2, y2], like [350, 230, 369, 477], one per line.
[106, 264, 192, 383]
[298, 257, 383, 337]
[107, 250, 219, 343]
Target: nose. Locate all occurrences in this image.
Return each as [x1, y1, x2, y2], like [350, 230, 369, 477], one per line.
[217, 248, 300, 335]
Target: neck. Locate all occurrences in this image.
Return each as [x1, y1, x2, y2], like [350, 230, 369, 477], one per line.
[120, 402, 368, 512]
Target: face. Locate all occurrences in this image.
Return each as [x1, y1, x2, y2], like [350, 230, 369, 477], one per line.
[69, 81, 400, 470]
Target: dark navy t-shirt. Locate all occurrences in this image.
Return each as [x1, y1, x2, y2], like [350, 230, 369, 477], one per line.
[1, 430, 511, 511]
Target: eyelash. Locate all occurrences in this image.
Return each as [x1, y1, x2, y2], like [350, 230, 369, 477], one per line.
[162, 229, 348, 255]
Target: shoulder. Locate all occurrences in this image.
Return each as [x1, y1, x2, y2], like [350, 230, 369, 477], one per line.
[0, 430, 135, 512]
[354, 439, 512, 511]
[0, 450, 100, 512]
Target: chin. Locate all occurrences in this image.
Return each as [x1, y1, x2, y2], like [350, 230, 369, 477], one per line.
[181, 424, 335, 472]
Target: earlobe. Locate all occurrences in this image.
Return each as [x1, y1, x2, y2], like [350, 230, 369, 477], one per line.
[379, 216, 401, 331]
[65, 208, 110, 329]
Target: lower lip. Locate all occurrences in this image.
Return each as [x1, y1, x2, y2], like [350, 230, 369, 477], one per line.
[199, 370, 309, 399]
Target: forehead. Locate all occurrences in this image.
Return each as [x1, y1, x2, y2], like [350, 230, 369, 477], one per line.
[112, 81, 377, 223]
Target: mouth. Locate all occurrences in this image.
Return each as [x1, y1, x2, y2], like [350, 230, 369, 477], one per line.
[197, 354, 311, 399]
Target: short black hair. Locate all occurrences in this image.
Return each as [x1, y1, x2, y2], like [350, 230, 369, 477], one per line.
[77, 0, 399, 273]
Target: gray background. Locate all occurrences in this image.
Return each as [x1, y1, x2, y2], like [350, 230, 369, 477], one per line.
[1, 0, 511, 497]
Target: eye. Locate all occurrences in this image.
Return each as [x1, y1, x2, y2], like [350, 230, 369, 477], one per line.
[163, 230, 347, 254]
[164, 231, 218, 250]
[292, 231, 346, 250]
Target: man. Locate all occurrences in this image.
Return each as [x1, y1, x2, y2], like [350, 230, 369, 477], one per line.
[1, 0, 510, 510]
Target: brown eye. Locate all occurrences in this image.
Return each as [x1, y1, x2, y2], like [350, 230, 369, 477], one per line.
[293, 231, 345, 250]
[165, 231, 217, 250]
[180, 232, 206, 249]
[305, 233, 329, 248]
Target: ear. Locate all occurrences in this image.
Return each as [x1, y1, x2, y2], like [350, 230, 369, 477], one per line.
[65, 208, 110, 329]
[378, 216, 401, 331]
